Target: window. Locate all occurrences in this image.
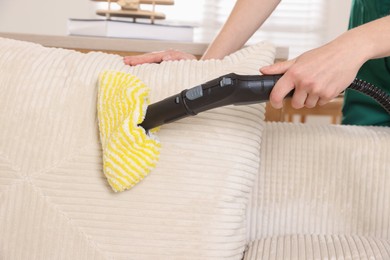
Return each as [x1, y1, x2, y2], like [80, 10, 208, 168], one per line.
[157, 0, 329, 58]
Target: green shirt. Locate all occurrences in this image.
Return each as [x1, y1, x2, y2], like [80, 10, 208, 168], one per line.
[342, 0, 390, 126]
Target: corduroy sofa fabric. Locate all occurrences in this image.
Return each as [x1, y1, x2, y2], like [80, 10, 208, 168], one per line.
[1, 37, 389, 260]
[244, 235, 390, 259]
[0, 37, 274, 260]
[244, 123, 390, 259]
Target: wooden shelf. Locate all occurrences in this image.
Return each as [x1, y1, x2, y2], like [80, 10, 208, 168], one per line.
[265, 97, 344, 124]
[96, 9, 166, 19]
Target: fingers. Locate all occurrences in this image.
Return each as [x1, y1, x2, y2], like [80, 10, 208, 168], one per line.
[271, 81, 323, 109]
[124, 51, 166, 66]
[123, 50, 197, 66]
[163, 51, 197, 61]
[261, 43, 355, 110]
[260, 59, 295, 75]
[271, 74, 329, 109]
[317, 97, 332, 106]
[261, 60, 296, 109]
[304, 94, 320, 108]
[261, 59, 336, 109]
[265, 68, 326, 109]
[269, 73, 295, 109]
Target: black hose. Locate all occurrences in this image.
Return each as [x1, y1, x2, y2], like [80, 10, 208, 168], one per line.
[348, 78, 390, 114]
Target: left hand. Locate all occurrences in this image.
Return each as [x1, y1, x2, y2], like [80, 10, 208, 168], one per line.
[260, 42, 364, 109]
[124, 49, 197, 66]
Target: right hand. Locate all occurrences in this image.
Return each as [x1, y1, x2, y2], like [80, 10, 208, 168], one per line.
[123, 49, 197, 66]
[260, 41, 362, 110]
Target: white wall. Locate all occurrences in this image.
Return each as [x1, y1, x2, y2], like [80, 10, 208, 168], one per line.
[324, 0, 353, 42]
[0, 0, 352, 40]
[0, 0, 97, 35]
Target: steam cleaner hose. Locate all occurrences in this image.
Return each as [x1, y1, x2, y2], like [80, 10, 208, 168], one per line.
[348, 78, 390, 114]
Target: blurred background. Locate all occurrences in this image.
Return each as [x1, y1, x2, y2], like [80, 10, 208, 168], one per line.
[0, 0, 352, 59]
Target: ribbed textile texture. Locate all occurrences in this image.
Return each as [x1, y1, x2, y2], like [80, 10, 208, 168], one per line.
[244, 234, 390, 259]
[245, 122, 390, 258]
[248, 123, 390, 240]
[0, 37, 275, 259]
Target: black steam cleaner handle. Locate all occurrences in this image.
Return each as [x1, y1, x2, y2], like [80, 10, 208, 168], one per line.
[139, 73, 390, 131]
[140, 73, 289, 131]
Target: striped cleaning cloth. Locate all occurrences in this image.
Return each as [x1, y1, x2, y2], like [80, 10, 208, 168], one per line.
[97, 71, 161, 192]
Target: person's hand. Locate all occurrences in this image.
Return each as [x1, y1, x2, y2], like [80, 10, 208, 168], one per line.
[260, 41, 365, 109]
[123, 49, 197, 66]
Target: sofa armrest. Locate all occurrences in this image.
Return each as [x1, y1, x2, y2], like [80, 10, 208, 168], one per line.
[247, 122, 390, 241]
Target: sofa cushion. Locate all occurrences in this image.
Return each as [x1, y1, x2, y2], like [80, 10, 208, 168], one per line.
[244, 235, 390, 259]
[0, 37, 275, 259]
[247, 122, 390, 241]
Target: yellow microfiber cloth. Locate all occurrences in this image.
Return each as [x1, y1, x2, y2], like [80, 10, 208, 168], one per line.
[97, 71, 161, 192]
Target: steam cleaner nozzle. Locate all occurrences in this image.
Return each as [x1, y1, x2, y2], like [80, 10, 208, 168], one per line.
[140, 73, 286, 131]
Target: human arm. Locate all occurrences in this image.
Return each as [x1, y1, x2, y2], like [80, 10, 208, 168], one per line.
[123, 0, 280, 65]
[201, 0, 280, 59]
[261, 15, 390, 109]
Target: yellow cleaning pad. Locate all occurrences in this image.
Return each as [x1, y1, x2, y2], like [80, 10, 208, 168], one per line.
[97, 71, 161, 192]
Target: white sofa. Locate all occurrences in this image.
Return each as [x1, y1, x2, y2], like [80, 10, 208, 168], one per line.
[0, 37, 389, 260]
